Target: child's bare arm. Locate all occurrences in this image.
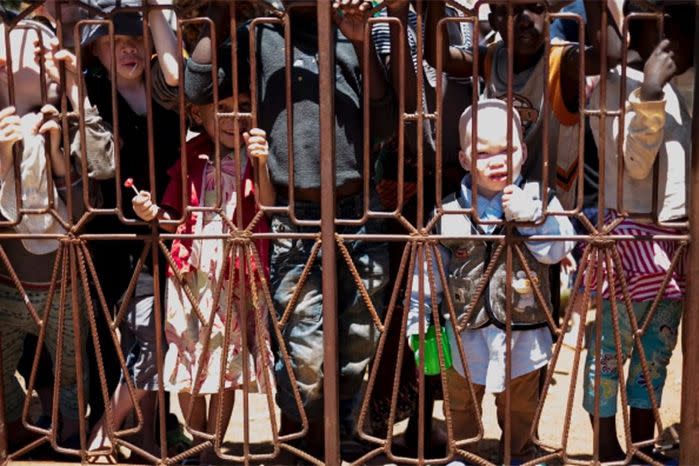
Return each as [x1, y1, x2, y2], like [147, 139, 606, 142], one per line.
[132, 191, 177, 231]
[0, 106, 22, 180]
[188, 0, 235, 67]
[333, 0, 390, 102]
[558, 1, 623, 114]
[35, 39, 86, 111]
[244, 128, 275, 208]
[37, 105, 69, 180]
[147, 0, 179, 87]
[425, 1, 483, 78]
[35, 39, 116, 182]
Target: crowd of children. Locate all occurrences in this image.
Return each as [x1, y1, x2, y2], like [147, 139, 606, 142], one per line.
[0, 0, 694, 464]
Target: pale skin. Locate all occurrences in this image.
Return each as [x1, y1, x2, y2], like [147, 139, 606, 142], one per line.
[131, 125, 272, 226]
[90, 0, 179, 115]
[0, 26, 79, 444]
[130, 94, 273, 226]
[33, 0, 85, 50]
[1, 20, 105, 188]
[459, 107, 527, 204]
[0, 24, 61, 114]
[130, 105, 270, 465]
[0, 105, 69, 182]
[34, 37, 90, 114]
[86, 1, 180, 457]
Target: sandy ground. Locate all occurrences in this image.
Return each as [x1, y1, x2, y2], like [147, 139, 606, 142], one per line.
[166, 311, 683, 465]
[15, 310, 682, 465]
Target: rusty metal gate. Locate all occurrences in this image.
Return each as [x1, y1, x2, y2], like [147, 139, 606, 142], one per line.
[0, 0, 697, 465]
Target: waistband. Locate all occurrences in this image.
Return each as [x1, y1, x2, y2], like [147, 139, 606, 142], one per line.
[0, 275, 57, 292]
[274, 179, 363, 204]
[276, 190, 368, 219]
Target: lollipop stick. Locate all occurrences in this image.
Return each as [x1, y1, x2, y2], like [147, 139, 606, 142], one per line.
[124, 178, 140, 196]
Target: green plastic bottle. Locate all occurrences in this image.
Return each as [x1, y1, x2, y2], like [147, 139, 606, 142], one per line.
[409, 324, 453, 375]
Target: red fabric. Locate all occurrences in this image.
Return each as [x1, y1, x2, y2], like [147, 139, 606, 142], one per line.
[161, 133, 270, 279]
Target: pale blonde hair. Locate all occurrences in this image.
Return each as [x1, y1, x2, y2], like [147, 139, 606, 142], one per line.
[458, 99, 524, 154]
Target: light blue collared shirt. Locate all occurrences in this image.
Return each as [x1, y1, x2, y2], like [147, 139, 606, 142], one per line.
[407, 176, 576, 390]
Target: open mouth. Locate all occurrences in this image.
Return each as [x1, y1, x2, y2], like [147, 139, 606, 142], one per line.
[488, 172, 508, 182]
[120, 60, 141, 73]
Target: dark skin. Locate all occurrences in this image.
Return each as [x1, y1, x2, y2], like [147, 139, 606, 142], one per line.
[614, 1, 696, 104]
[592, 6, 693, 462]
[424, 1, 621, 115]
[639, 39, 678, 101]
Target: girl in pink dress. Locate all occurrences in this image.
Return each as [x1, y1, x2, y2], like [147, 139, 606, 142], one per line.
[131, 37, 274, 463]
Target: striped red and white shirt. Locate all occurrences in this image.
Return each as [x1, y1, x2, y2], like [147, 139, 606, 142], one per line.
[586, 211, 686, 302]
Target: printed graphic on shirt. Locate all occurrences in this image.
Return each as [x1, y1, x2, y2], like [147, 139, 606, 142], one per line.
[492, 93, 539, 135]
[454, 247, 470, 260]
[556, 156, 579, 193]
[513, 270, 537, 314]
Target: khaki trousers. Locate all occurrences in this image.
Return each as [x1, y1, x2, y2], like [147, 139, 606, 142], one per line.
[445, 367, 540, 460]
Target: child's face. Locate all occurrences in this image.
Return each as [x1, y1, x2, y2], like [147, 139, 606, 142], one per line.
[193, 94, 252, 150]
[92, 34, 146, 83]
[460, 114, 526, 198]
[0, 24, 59, 113]
[489, 3, 546, 56]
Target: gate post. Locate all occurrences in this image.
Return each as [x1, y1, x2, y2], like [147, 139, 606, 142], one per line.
[317, 2, 340, 465]
[680, 2, 699, 464]
[0, 334, 6, 462]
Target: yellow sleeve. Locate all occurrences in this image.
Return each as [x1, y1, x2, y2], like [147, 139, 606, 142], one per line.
[548, 44, 578, 126]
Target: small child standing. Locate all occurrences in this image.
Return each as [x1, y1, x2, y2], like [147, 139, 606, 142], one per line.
[409, 100, 575, 463]
[582, 1, 693, 461]
[0, 18, 114, 449]
[131, 37, 274, 465]
[83, 0, 182, 455]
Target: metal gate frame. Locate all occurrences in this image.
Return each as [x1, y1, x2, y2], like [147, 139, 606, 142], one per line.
[0, 0, 696, 465]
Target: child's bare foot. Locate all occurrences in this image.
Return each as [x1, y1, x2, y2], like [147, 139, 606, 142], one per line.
[86, 452, 117, 465]
[86, 429, 117, 465]
[87, 424, 113, 454]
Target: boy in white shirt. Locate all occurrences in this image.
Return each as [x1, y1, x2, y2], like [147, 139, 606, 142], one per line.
[409, 99, 575, 462]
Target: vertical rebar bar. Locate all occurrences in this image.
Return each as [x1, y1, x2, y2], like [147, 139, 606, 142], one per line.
[680, 2, 699, 464]
[0, 331, 6, 461]
[317, 2, 339, 465]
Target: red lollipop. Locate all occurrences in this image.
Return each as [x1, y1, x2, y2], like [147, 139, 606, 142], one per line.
[124, 178, 140, 195]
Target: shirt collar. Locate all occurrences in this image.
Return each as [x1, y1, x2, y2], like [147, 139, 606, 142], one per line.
[459, 173, 523, 223]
